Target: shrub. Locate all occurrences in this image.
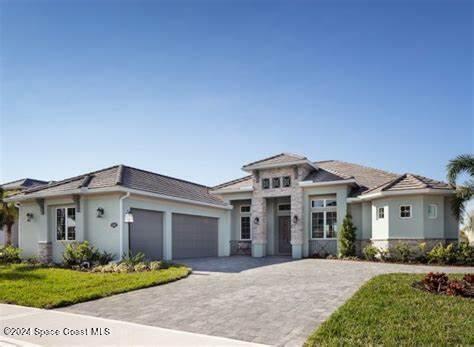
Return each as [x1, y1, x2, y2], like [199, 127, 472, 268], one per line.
[393, 242, 412, 262]
[96, 251, 115, 265]
[427, 243, 455, 264]
[378, 248, 391, 262]
[456, 242, 474, 265]
[120, 252, 146, 266]
[134, 263, 149, 272]
[362, 245, 378, 261]
[0, 245, 21, 264]
[463, 274, 474, 284]
[421, 272, 449, 293]
[62, 241, 98, 267]
[149, 261, 162, 271]
[116, 263, 133, 273]
[338, 214, 357, 258]
[446, 280, 468, 296]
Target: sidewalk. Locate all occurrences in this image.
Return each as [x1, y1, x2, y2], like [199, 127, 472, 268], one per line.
[0, 304, 267, 347]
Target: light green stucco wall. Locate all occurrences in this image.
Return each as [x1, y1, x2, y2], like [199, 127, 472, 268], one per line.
[18, 201, 41, 258]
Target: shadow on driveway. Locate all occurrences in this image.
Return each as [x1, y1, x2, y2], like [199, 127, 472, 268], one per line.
[175, 255, 294, 273]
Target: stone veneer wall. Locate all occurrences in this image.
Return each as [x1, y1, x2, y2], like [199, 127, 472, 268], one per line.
[230, 240, 252, 256]
[251, 164, 313, 258]
[38, 241, 52, 263]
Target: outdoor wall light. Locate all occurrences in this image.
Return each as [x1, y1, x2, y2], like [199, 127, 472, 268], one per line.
[96, 207, 105, 218]
[26, 213, 34, 222]
[253, 217, 259, 225]
[124, 209, 134, 224]
[293, 215, 298, 224]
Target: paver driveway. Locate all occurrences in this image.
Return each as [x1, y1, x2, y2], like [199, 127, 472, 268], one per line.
[60, 257, 474, 346]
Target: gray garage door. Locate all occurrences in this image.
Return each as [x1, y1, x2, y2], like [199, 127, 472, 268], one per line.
[130, 208, 163, 260]
[172, 213, 218, 259]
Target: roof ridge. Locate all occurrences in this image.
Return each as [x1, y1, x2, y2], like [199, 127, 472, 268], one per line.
[23, 165, 121, 194]
[1, 178, 27, 186]
[243, 153, 306, 168]
[212, 175, 253, 190]
[123, 165, 211, 189]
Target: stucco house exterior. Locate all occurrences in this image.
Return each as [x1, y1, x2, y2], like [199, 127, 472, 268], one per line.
[0, 178, 48, 246]
[7, 153, 458, 262]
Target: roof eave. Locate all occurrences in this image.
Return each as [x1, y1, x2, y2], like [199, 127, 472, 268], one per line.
[6, 186, 232, 210]
[299, 179, 357, 188]
[210, 186, 254, 194]
[347, 188, 455, 202]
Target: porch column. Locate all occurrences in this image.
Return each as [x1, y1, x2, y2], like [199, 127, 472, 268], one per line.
[291, 189, 304, 259]
[251, 196, 267, 257]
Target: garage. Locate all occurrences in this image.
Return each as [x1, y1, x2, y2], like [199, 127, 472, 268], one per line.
[172, 213, 218, 259]
[129, 208, 164, 260]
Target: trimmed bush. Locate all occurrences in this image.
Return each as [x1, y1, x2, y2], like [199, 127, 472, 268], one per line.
[0, 245, 21, 264]
[338, 215, 357, 258]
[362, 244, 378, 261]
[62, 241, 115, 268]
[393, 242, 412, 262]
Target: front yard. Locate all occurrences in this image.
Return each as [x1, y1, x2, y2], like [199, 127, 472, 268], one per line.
[0, 263, 190, 309]
[305, 273, 474, 346]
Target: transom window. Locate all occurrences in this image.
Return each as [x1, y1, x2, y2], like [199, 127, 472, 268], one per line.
[240, 205, 251, 213]
[400, 205, 412, 219]
[56, 207, 76, 241]
[311, 199, 337, 208]
[311, 197, 337, 239]
[282, 176, 291, 187]
[272, 177, 281, 188]
[428, 204, 438, 219]
[377, 207, 385, 219]
[262, 178, 270, 189]
[278, 204, 291, 211]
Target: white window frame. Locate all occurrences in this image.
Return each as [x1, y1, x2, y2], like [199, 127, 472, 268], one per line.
[310, 198, 338, 240]
[377, 207, 385, 220]
[55, 207, 76, 241]
[427, 204, 438, 219]
[239, 205, 251, 241]
[399, 205, 412, 219]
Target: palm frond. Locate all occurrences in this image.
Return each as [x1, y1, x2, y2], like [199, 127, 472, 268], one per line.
[451, 184, 474, 220]
[446, 154, 474, 185]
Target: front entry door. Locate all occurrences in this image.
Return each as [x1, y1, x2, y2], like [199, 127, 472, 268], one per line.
[278, 215, 291, 254]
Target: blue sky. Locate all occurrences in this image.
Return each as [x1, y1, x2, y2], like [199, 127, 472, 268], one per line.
[0, 0, 472, 187]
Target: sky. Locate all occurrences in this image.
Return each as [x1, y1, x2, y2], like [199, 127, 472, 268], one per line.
[0, 0, 472, 188]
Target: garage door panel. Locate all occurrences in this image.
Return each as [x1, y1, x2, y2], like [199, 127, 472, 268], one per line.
[130, 208, 163, 260]
[172, 213, 218, 259]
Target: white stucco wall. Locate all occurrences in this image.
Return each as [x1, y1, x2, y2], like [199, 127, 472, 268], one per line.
[18, 201, 41, 258]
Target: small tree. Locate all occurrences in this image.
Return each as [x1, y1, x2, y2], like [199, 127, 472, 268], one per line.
[338, 214, 357, 258]
[0, 188, 18, 246]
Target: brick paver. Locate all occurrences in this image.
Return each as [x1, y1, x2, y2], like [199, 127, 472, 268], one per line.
[59, 257, 474, 346]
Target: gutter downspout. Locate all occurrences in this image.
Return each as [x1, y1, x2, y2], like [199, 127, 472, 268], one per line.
[119, 192, 130, 260]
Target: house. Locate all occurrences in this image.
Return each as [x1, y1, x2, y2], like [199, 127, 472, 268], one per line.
[1, 178, 48, 246]
[7, 153, 458, 262]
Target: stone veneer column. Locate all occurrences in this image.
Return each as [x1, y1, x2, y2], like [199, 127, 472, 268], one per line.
[38, 241, 52, 263]
[290, 166, 311, 259]
[251, 195, 267, 257]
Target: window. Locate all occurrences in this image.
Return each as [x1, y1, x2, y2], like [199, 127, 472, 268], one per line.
[262, 178, 270, 189]
[240, 216, 251, 240]
[56, 207, 76, 241]
[428, 204, 438, 219]
[272, 177, 281, 188]
[400, 205, 412, 219]
[278, 203, 291, 211]
[240, 205, 251, 213]
[377, 207, 385, 219]
[311, 199, 337, 208]
[311, 197, 337, 239]
[282, 176, 291, 187]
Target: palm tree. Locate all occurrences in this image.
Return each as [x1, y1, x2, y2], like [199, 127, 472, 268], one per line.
[446, 154, 474, 220]
[0, 187, 18, 245]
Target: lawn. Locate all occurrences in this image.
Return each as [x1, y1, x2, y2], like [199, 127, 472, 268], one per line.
[305, 273, 474, 346]
[0, 264, 190, 309]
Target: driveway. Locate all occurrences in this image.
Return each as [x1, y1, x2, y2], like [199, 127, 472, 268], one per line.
[60, 257, 474, 346]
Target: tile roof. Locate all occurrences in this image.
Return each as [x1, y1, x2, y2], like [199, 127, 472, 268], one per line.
[212, 175, 253, 190]
[303, 168, 351, 183]
[1, 178, 48, 191]
[242, 153, 307, 169]
[18, 165, 227, 206]
[362, 173, 452, 195]
[316, 160, 399, 192]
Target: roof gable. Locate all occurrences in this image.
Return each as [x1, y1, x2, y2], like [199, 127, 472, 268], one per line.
[242, 153, 314, 171]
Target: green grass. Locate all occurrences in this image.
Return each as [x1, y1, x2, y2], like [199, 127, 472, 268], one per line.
[0, 264, 190, 309]
[305, 273, 474, 346]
